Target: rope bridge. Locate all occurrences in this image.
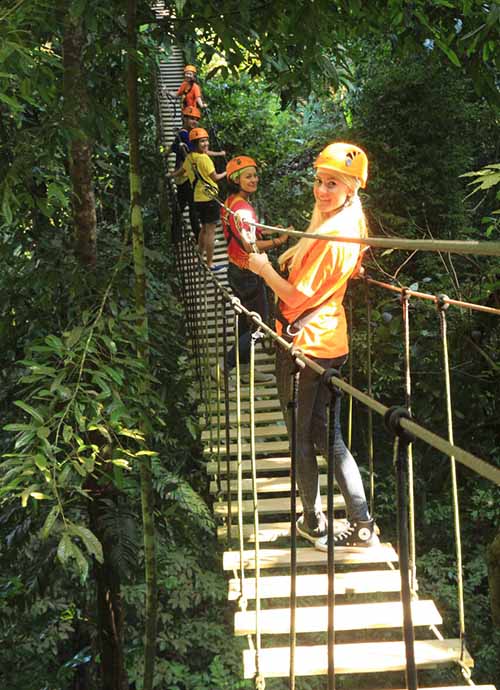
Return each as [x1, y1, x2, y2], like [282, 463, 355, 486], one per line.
[156, 41, 500, 690]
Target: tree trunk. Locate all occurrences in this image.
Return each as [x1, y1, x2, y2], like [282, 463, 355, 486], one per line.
[62, 6, 97, 267]
[488, 529, 500, 627]
[89, 498, 129, 690]
[127, 2, 158, 689]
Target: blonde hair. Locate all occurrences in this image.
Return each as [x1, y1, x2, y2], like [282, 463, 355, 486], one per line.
[279, 171, 367, 271]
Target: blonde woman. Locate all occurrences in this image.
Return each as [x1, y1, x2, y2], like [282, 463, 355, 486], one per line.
[248, 142, 378, 550]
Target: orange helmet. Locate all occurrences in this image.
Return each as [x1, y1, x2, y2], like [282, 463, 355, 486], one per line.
[314, 142, 368, 188]
[226, 155, 257, 181]
[188, 127, 209, 142]
[182, 105, 201, 119]
[184, 64, 197, 74]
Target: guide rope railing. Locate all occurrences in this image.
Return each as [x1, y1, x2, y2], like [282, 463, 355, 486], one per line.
[163, 135, 500, 689]
[365, 277, 500, 316]
[186, 170, 500, 257]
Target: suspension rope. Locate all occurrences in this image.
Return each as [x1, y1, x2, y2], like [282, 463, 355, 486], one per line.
[249, 328, 264, 689]
[436, 294, 466, 659]
[366, 277, 500, 316]
[234, 309, 247, 608]
[385, 407, 418, 690]
[288, 354, 302, 690]
[185, 171, 500, 257]
[400, 288, 417, 595]
[364, 280, 375, 516]
[347, 294, 353, 450]
[193, 259, 500, 485]
[324, 369, 341, 690]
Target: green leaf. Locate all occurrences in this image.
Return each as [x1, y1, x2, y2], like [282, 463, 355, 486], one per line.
[68, 524, 104, 563]
[13, 400, 45, 423]
[0, 92, 23, 111]
[117, 428, 145, 441]
[4, 423, 34, 432]
[71, 541, 89, 582]
[21, 484, 41, 508]
[111, 458, 131, 468]
[57, 533, 73, 566]
[34, 453, 48, 471]
[41, 505, 60, 539]
[63, 425, 73, 443]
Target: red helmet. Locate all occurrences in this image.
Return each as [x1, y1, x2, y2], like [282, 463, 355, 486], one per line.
[226, 156, 257, 181]
[188, 127, 209, 142]
[182, 105, 201, 119]
[314, 142, 368, 188]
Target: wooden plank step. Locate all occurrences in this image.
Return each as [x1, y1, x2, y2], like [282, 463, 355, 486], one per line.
[204, 410, 283, 426]
[235, 599, 441, 635]
[214, 493, 344, 518]
[217, 518, 345, 543]
[199, 398, 282, 415]
[362, 687, 494, 690]
[223, 543, 398, 571]
[204, 440, 291, 457]
[228, 569, 404, 600]
[206, 455, 326, 476]
[202, 423, 288, 442]
[243, 639, 473, 679]
[211, 474, 329, 496]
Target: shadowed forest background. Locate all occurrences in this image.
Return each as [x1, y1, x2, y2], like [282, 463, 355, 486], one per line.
[0, 1, 499, 689]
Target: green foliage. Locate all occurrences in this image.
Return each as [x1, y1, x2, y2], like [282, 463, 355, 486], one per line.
[123, 544, 248, 690]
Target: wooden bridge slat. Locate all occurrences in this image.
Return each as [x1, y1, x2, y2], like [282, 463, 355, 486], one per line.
[223, 543, 398, 571]
[206, 455, 326, 476]
[242, 639, 473, 678]
[214, 493, 345, 518]
[228, 569, 404, 600]
[234, 599, 441, 635]
[217, 518, 345, 543]
[211, 474, 329, 496]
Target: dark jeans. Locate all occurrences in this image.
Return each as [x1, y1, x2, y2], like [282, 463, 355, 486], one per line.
[275, 346, 369, 527]
[175, 180, 200, 240]
[226, 262, 269, 369]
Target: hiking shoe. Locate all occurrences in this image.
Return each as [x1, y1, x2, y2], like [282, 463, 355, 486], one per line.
[240, 364, 275, 384]
[314, 518, 380, 552]
[210, 363, 235, 391]
[296, 515, 327, 546]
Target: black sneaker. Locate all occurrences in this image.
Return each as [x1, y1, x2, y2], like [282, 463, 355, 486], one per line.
[311, 519, 380, 552]
[296, 515, 327, 546]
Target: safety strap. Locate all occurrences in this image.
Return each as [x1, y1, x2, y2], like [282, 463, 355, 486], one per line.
[189, 154, 217, 198]
[276, 248, 367, 343]
[275, 297, 333, 343]
[222, 196, 249, 252]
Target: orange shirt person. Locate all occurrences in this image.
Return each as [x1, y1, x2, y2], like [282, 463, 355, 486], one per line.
[177, 64, 206, 110]
[248, 142, 379, 550]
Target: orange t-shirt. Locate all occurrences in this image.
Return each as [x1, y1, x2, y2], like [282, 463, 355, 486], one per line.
[177, 81, 202, 109]
[221, 195, 262, 270]
[276, 205, 364, 358]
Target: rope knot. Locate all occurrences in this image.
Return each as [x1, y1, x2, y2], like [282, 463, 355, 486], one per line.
[436, 293, 450, 311]
[231, 296, 244, 314]
[384, 405, 416, 444]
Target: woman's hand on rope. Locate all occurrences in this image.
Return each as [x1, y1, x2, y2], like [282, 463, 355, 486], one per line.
[248, 252, 271, 276]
